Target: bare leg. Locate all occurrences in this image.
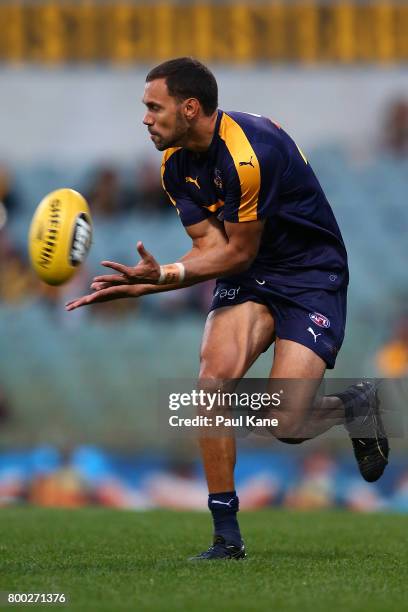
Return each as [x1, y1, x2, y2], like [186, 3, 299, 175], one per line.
[267, 338, 344, 441]
[199, 302, 275, 493]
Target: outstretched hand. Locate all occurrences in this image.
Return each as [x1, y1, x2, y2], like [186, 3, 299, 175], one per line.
[65, 242, 160, 312]
[97, 241, 160, 286]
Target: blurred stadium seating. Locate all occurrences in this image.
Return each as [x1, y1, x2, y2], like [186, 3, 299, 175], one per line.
[4, 148, 408, 311]
[1, 146, 407, 458]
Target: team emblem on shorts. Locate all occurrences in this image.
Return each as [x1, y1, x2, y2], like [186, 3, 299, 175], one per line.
[309, 312, 330, 328]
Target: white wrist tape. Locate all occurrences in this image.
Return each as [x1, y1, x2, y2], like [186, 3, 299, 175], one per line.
[158, 262, 185, 285]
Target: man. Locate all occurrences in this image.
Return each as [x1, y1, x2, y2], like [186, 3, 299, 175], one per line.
[66, 57, 389, 560]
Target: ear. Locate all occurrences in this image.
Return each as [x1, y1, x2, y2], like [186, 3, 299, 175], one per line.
[183, 98, 200, 120]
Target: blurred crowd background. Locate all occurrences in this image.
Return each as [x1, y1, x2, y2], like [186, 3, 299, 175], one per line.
[0, 0, 407, 511]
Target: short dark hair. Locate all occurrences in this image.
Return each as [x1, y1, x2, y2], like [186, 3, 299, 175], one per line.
[146, 57, 218, 116]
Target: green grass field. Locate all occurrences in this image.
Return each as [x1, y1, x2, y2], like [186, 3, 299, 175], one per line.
[0, 508, 407, 612]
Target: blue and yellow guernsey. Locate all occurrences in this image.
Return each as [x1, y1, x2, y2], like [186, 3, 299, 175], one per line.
[161, 110, 348, 290]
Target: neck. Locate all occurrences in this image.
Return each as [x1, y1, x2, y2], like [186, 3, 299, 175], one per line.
[182, 111, 219, 153]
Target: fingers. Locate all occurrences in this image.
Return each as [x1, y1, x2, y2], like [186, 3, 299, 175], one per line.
[93, 274, 126, 284]
[137, 241, 152, 260]
[65, 285, 128, 311]
[66, 246, 156, 312]
[101, 260, 129, 274]
[65, 293, 95, 311]
[91, 281, 124, 290]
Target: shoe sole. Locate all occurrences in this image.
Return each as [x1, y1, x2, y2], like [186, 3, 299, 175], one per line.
[352, 386, 389, 482]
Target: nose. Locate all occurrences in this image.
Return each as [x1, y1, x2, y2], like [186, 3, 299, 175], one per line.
[143, 112, 154, 126]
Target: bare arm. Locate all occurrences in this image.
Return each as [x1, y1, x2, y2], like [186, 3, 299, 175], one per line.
[182, 217, 264, 281]
[65, 216, 264, 310]
[118, 216, 231, 295]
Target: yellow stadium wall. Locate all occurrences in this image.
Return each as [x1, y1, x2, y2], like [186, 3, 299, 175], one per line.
[0, 1, 407, 65]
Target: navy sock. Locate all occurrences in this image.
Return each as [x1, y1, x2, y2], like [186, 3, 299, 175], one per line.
[208, 491, 241, 546]
[333, 387, 371, 424]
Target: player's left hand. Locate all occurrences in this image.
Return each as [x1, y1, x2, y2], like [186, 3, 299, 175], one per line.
[94, 241, 161, 286]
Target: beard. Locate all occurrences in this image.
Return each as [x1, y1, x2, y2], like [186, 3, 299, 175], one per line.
[152, 110, 188, 151]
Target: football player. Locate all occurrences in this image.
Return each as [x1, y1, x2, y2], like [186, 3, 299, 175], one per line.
[66, 58, 389, 560]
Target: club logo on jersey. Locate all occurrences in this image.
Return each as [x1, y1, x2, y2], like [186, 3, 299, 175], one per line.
[214, 168, 223, 190]
[185, 176, 200, 189]
[239, 156, 254, 168]
[309, 312, 330, 328]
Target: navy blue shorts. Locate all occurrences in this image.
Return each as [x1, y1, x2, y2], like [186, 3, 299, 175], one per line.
[209, 277, 347, 369]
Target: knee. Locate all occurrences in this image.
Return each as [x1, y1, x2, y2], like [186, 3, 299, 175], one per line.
[198, 358, 241, 417]
[198, 367, 229, 388]
[199, 355, 242, 381]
